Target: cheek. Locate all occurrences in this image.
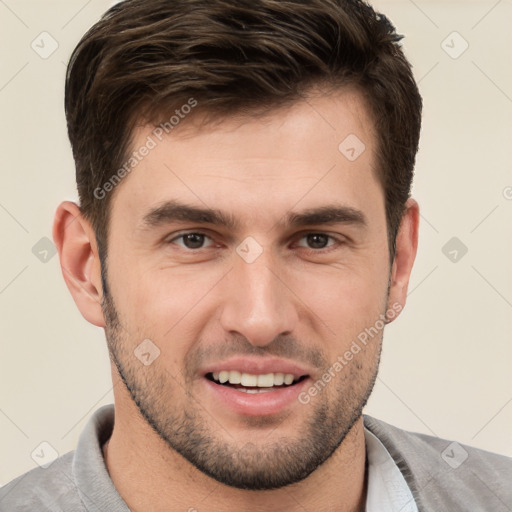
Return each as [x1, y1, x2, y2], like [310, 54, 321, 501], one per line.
[292, 260, 389, 331]
[110, 261, 224, 347]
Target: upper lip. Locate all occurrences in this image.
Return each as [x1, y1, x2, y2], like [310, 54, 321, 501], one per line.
[201, 357, 312, 379]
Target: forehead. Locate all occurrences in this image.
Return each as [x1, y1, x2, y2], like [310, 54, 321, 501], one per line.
[109, 88, 382, 228]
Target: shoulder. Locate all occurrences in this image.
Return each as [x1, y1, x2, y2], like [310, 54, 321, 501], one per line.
[0, 452, 85, 512]
[363, 414, 512, 471]
[363, 415, 512, 511]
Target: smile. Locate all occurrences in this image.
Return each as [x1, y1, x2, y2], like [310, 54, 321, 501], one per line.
[206, 371, 307, 393]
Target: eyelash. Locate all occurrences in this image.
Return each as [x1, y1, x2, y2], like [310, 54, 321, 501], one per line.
[167, 231, 345, 254]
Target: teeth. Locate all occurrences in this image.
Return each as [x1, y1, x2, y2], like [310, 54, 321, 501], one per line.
[238, 388, 275, 393]
[210, 371, 299, 387]
[273, 373, 285, 385]
[228, 370, 241, 384]
[241, 373, 258, 386]
[284, 374, 294, 385]
[257, 373, 274, 387]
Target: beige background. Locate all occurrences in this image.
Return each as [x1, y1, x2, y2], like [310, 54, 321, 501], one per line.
[1, 0, 511, 486]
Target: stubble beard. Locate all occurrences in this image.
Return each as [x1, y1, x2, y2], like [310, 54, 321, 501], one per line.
[100, 268, 383, 490]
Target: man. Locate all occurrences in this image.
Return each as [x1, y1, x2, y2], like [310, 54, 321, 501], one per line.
[1, 0, 510, 510]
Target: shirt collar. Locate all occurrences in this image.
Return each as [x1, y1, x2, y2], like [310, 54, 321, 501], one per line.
[364, 425, 418, 512]
[72, 404, 129, 512]
[72, 405, 417, 511]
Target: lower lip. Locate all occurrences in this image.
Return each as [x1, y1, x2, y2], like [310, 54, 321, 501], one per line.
[203, 377, 311, 416]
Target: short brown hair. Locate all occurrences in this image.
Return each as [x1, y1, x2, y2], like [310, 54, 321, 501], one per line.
[65, 0, 422, 262]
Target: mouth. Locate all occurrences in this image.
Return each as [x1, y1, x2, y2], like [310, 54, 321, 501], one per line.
[201, 358, 313, 416]
[205, 371, 309, 393]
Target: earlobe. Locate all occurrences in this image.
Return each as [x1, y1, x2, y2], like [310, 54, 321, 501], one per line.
[52, 201, 106, 327]
[386, 198, 419, 323]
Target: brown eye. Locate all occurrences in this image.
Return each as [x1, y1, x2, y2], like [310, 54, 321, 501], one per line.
[306, 234, 329, 249]
[169, 232, 214, 250]
[296, 233, 338, 250]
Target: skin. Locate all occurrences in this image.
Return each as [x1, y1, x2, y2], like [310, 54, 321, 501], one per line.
[53, 88, 419, 512]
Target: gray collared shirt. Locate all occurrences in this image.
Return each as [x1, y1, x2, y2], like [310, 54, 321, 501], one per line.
[1, 405, 127, 511]
[2, 404, 510, 511]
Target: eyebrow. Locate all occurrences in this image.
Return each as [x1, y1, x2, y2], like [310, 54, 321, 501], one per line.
[140, 199, 367, 231]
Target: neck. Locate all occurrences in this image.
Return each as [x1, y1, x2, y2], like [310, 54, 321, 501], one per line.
[103, 398, 368, 512]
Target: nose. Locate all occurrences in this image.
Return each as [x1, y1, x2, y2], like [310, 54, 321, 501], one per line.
[219, 247, 299, 348]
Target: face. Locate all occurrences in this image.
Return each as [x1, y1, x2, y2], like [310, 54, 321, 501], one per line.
[102, 89, 393, 490]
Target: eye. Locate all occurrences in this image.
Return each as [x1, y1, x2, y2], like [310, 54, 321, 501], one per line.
[166, 231, 343, 253]
[295, 233, 341, 251]
[168, 232, 215, 250]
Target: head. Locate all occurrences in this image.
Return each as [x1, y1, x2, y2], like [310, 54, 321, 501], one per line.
[55, 0, 421, 491]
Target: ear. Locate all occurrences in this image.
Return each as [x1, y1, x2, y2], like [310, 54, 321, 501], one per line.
[52, 201, 105, 327]
[386, 198, 419, 323]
